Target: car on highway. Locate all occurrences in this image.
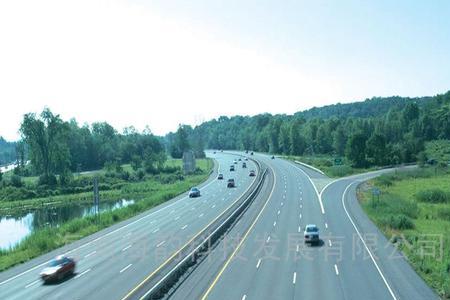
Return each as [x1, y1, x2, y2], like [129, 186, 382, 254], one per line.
[304, 224, 320, 245]
[244, 157, 248, 161]
[238, 158, 242, 161]
[271, 155, 275, 159]
[250, 151, 254, 155]
[230, 165, 235, 171]
[249, 170, 256, 177]
[217, 173, 224, 180]
[234, 160, 238, 164]
[189, 187, 201, 198]
[40, 255, 76, 283]
[227, 178, 235, 188]
[242, 162, 247, 168]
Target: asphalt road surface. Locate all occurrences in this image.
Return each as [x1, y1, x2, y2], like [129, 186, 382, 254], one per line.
[0, 152, 258, 300]
[170, 153, 438, 300]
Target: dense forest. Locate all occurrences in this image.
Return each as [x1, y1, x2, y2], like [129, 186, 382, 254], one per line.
[0, 137, 16, 166]
[178, 91, 450, 168]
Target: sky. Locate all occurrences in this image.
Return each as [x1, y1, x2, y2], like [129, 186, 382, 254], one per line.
[1, 0, 449, 141]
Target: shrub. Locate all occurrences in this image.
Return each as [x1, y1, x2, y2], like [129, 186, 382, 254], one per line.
[38, 174, 57, 186]
[328, 165, 353, 177]
[437, 207, 450, 220]
[10, 175, 23, 188]
[380, 214, 415, 230]
[375, 175, 393, 187]
[415, 189, 450, 203]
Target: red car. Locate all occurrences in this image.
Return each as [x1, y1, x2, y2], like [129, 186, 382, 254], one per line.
[40, 255, 76, 283]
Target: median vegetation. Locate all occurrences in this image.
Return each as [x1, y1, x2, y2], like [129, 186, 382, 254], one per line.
[358, 166, 450, 299]
[0, 158, 213, 271]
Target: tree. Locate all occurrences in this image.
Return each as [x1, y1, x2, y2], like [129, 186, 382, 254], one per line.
[289, 120, 306, 155]
[346, 133, 367, 167]
[366, 133, 387, 166]
[332, 125, 346, 156]
[170, 125, 191, 158]
[20, 108, 70, 184]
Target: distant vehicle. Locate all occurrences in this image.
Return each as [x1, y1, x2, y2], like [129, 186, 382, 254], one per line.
[217, 173, 224, 180]
[304, 224, 320, 245]
[244, 157, 248, 161]
[213, 151, 216, 154]
[227, 178, 235, 188]
[189, 187, 201, 198]
[242, 162, 247, 168]
[245, 150, 249, 154]
[271, 155, 275, 159]
[40, 255, 76, 283]
[234, 160, 238, 164]
[230, 165, 235, 171]
[238, 158, 242, 161]
[249, 170, 256, 177]
[250, 152, 254, 155]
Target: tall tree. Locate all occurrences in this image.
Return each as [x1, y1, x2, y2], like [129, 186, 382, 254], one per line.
[345, 133, 367, 167]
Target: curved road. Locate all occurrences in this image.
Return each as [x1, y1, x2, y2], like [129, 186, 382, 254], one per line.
[0, 152, 258, 300]
[170, 153, 438, 300]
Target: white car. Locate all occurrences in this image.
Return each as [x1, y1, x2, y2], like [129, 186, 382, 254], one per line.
[304, 224, 320, 245]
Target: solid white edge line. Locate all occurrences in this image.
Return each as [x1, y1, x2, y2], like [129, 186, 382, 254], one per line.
[342, 182, 397, 300]
[120, 264, 133, 273]
[0, 158, 222, 286]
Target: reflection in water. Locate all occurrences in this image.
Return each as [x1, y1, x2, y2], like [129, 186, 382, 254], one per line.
[0, 199, 135, 250]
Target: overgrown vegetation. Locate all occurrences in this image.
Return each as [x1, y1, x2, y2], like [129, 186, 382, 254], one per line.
[359, 166, 450, 299]
[0, 158, 213, 271]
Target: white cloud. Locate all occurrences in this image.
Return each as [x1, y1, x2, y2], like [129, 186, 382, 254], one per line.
[0, 0, 337, 140]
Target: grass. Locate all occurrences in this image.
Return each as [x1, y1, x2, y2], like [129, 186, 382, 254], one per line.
[0, 159, 213, 271]
[358, 167, 450, 299]
[283, 154, 375, 178]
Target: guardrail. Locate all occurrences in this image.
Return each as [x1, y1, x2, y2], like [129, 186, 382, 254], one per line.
[130, 157, 268, 300]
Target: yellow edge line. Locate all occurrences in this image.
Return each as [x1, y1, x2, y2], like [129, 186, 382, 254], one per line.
[121, 161, 259, 300]
[201, 164, 277, 300]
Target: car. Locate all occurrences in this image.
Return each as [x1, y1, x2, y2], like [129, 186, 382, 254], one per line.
[238, 158, 242, 161]
[244, 157, 248, 161]
[227, 178, 235, 188]
[250, 151, 254, 155]
[304, 224, 320, 245]
[271, 155, 275, 159]
[230, 165, 235, 171]
[40, 255, 76, 283]
[213, 151, 216, 154]
[245, 150, 249, 154]
[234, 160, 238, 164]
[189, 187, 201, 198]
[249, 170, 256, 177]
[217, 173, 224, 180]
[242, 162, 247, 168]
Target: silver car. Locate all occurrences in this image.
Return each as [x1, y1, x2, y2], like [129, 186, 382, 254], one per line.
[304, 224, 320, 245]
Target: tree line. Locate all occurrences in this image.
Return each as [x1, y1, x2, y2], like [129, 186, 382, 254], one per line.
[179, 91, 450, 168]
[16, 108, 166, 185]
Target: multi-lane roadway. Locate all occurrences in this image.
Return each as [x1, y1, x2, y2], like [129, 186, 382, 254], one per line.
[0, 152, 439, 299]
[171, 153, 438, 300]
[0, 152, 258, 300]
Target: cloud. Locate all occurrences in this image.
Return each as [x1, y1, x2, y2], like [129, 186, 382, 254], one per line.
[0, 0, 335, 140]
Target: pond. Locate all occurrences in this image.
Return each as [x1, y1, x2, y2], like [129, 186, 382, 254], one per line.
[0, 198, 135, 250]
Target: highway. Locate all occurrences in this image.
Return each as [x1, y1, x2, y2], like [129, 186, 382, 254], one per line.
[170, 154, 438, 300]
[0, 152, 259, 300]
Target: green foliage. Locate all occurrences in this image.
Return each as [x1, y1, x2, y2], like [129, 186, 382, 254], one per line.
[380, 214, 415, 230]
[10, 175, 23, 188]
[415, 189, 450, 203]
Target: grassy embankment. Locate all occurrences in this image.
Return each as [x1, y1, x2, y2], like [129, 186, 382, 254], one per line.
[284, 154, 375, 177]
[0, 158, 213, 271]
[359, 166, 450, 298]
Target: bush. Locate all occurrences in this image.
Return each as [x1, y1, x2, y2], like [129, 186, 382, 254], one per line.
[328, 165, 353, 177]
[437, 207, 450, 220]
[375, 175, 393, 187]
[380, 214, 415, 230]
[415, 189, 450, 203]
[38, 174, 57, 186]
[10, 175, 23, 188]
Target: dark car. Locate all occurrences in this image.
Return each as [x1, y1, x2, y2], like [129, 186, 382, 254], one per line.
[40, 255, 76, 283]
[227, 178, 235, 188]
[189, 187, 201, 198]
[250, 152, 254, 155]
[230, 165, 235, 171]
[242, 162, 247, 168]
[238, 158, 242, 161]
[218, 173, 224, 180]
[249, 170, 256, 177]
[245, 150, 249, 154]
[271, 155, 275, 159]
[244, 157, 248, 161]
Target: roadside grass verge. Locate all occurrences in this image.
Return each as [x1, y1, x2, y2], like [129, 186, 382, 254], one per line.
[358, 167, 450, 299]
[283, 155, 375, 178]
[0, 160, 213, 272]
